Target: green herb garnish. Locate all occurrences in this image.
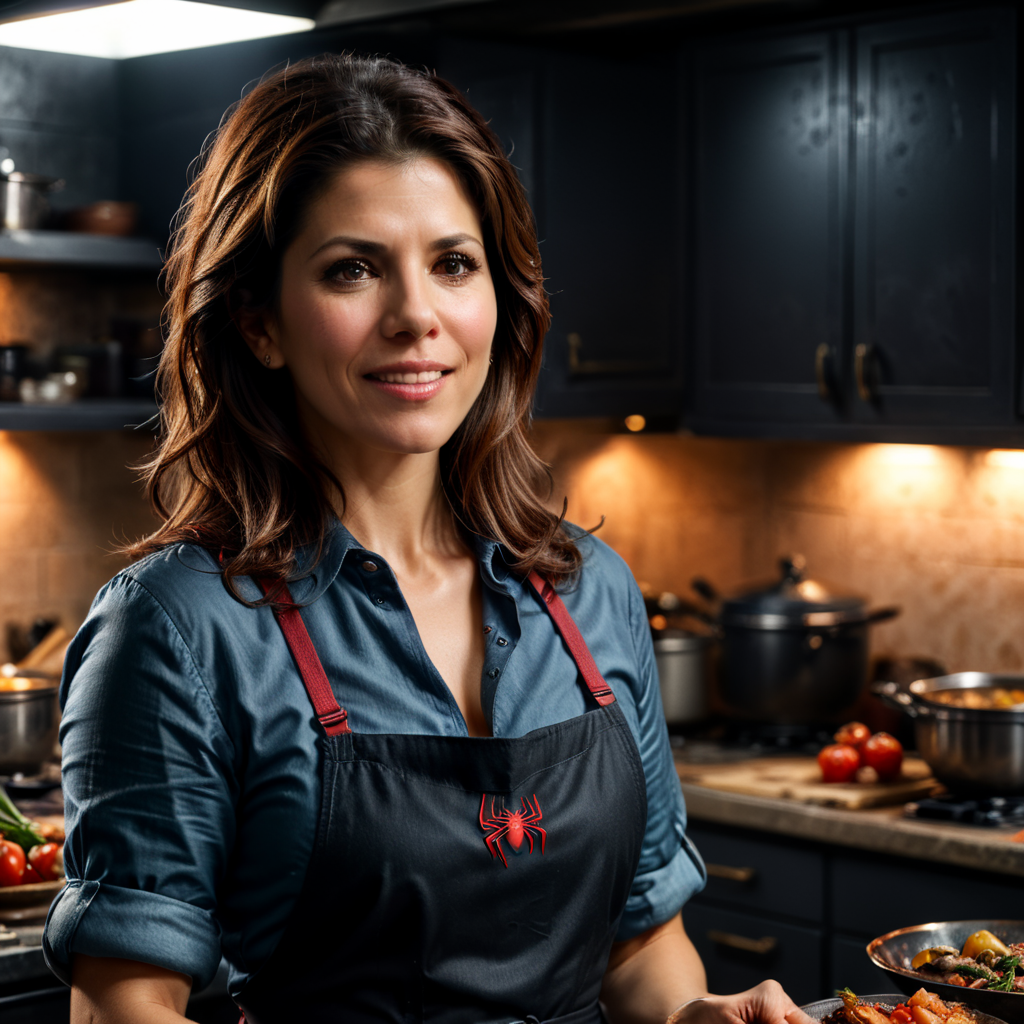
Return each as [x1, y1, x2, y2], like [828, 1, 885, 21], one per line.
[991, 955, 1022, 993]
[0, 783, 43, 852]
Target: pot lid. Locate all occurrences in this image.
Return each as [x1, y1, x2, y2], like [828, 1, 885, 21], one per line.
[721, 555, 866, 625]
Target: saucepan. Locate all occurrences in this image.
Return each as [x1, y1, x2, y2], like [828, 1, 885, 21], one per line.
[1, 172, 64, 230]
[875, 673, 1024, 794]
[0, 674, 59, 773]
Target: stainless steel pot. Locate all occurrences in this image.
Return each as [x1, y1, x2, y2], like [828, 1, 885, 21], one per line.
[0, 679, 59, 773]
[1, 172, 64, 230]
[699, 556, 899, 725]
[877, 673, 1024, 794]
[654, 631, 711, 726]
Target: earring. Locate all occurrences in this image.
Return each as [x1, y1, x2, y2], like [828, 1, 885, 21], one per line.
[264, 354, 272, 367]
[488, 357, 493, 365]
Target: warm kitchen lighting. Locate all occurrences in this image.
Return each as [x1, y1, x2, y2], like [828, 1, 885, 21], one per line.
[986, 449, 1024, 470]
[0, 0, 314, 59]
[624, 415, 646, 433]
[873, 444, 940, 467]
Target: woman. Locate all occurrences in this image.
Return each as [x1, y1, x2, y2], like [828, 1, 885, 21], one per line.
[43, 53, 813, 1024]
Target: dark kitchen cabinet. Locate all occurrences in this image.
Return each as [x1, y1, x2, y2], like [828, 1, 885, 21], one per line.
[685, 819, 1024, 1002]
[688, 7, 1018, 442]
[850, 9, 1015, 429]
[690, 30, 849, 429]
[532, 49, 685, 421]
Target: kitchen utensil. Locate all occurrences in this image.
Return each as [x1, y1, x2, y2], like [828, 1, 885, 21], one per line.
[876, 674, 1024, 794]
[801, 992, 1008, 1024]
[676, 754, 937, 809]
[0, 678, 59, 774]
[867, 920, 1024, 1020]
[0, 172, 64, 230]
[654, 630, 711, 726]
[0, 344, 27, 402]
[701, 556, 899, 725]
[64, 200, 138, 236]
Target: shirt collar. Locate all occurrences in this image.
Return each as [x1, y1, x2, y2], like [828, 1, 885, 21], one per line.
[285, 520, 522, 604]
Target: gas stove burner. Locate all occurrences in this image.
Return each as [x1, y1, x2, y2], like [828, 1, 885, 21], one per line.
[723, 721, 835, 754]
[904, 793, 1024, 828]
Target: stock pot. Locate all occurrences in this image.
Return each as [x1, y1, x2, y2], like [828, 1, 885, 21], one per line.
[699, 556, 899, 725]
[0, 676, 59, 773]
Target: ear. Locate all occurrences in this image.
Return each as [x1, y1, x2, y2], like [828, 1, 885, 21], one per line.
[232, 297, 285, 370]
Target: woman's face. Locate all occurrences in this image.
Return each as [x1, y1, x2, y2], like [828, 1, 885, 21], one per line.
[248, 157, 498, 460]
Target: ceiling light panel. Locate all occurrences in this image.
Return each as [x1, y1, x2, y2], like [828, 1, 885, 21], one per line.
[0, 0, 315, 59]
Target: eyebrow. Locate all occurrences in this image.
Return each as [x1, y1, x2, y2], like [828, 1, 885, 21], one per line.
[308, 233, 483, 261]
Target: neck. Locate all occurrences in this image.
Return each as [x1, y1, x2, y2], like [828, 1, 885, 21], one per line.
[326, 444, 464, 570]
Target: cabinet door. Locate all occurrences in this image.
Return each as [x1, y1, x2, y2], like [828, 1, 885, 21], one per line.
[690, 31, 848, 430]
[851, 9, 1015, 426]
[684, 903, 824, 1006]
[532, 49, 683, 420]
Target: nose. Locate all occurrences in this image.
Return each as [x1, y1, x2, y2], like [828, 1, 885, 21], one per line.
[379, 266, 440, 342]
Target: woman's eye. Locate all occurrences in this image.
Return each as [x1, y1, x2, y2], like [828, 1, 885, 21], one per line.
[326, 260, 374, 283]
[436, 253, 479, 278]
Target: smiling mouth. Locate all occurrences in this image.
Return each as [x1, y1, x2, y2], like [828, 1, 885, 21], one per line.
[365, 370, 449, 384]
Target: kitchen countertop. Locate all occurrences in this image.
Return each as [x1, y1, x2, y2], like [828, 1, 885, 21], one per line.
[677, 757, 1024, 878]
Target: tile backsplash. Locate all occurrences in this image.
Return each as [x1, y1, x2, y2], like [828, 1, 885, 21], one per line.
[530, 421, 1024, 675]
[2, 420, 1022, 676]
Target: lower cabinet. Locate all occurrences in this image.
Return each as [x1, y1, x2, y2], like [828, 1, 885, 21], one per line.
[684, 903, 824, 1007]
[685, 820, 1024, 1004]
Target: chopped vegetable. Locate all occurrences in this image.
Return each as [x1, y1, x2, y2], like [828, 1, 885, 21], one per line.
[991, 955, 1022, 993]
[911, 946, 959, 969]
[961, 929, 1011, 960]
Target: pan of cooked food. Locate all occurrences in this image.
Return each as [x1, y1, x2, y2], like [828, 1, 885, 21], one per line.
[801, 988, 1008, 1024]
[867, 921, 1024, 1020]
[874, 674, 1024, 793]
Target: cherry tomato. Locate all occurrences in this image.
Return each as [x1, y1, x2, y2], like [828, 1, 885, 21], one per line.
[27, 843, 61, 882]
[834, 721, 871, 753]
[864, 731, 904, 781]
[0, 839, 25, 887]
[818, 743, 861, 783]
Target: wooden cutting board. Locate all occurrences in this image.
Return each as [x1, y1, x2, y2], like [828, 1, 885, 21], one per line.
[676, 755, 940, 809]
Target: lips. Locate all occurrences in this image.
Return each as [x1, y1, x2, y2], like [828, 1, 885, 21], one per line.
[363, 362, 453, 401]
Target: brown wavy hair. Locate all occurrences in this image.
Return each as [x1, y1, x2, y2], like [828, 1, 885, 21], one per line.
[127, 51, 584, 596]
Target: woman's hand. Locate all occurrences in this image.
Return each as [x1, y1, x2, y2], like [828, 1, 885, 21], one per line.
[667, 980, 817, 1024]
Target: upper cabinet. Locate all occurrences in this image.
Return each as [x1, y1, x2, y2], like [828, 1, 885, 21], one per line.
[532, 49, 684, 420]
[690, 30, 848, 429]
[850, 10, 1015, 430]
[688, 6, 1017, 442]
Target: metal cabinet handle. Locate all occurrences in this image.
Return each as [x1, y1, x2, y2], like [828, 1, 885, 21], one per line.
[814, 343, 832, 401]
[854, 343, 875, 402]
[567, 332, 651, 377]
[707, 930, 778, 955]
[705, 863, 756, 883]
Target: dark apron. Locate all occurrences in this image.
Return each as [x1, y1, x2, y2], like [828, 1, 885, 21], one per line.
[237, 572, 648, 1024]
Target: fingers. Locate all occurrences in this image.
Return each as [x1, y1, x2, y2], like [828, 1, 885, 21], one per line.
[785, 1009, 818, 1024]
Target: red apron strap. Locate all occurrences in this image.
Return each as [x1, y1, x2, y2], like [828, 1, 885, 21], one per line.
[527, 571, 616, 707]
[258, 579, 351, 737]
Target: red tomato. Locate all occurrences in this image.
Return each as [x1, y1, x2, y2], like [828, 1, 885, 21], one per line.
[27, 843, 61, 882]
[818, 743, 861, 783]
[892, 1006, 914, 1024]
[864, 731, 904, 781]
[0, 839, 25, 887]
[834, 721, 871, 752]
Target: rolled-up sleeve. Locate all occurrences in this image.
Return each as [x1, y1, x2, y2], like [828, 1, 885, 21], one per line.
[43, 574, 235, 990]
[615, 577, 706, 941]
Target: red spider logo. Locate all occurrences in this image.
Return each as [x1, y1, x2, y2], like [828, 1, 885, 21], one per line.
[479, 793, 546, 868]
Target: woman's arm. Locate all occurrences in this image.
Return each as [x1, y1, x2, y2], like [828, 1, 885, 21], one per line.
[71, 955, 191, 1024]
[600, 913, 814, 1024]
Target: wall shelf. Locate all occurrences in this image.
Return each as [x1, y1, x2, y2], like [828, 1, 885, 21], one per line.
[0, 399, 158, 431]
[0, 231, 163, 270]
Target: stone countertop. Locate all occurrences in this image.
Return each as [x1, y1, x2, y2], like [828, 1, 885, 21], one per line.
[677, 761, 1024, 878]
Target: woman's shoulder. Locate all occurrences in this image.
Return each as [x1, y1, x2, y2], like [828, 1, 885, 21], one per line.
[564, 523, 637, 594]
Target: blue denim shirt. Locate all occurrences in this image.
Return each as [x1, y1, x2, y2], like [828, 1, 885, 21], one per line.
[43, 523, 706, 997]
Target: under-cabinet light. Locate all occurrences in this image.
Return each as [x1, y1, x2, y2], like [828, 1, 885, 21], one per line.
[986, 449, 1024, 470]
[0, 0, 314, 59]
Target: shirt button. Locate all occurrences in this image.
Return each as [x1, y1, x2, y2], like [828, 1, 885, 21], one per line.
[488, 668, 500, 679]
[496, 637, 508, 647]
[483, 625, 493, 634]
[374, 595, 385, 605]
[361, 560, 378, 572]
